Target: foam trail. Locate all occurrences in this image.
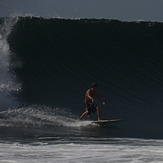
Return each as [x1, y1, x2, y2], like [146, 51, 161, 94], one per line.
[0, 105, 96, 128]
[0, 17, 21, 110]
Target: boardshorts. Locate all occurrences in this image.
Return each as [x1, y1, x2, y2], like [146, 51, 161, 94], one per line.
[85, 102, 97, 114]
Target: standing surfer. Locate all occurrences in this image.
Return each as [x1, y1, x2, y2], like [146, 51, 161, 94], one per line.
[79, 83, 105, 121]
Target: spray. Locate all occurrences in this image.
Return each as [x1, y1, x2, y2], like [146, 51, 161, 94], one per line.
[0, 17, 21, 110]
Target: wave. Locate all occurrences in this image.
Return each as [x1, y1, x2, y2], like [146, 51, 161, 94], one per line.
[0, 16, 163, 138]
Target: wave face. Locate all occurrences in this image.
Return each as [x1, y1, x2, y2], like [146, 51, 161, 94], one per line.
[1, 16, 163, 138]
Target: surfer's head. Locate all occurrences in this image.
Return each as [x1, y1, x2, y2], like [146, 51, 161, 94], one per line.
[91, 82, 98, 89]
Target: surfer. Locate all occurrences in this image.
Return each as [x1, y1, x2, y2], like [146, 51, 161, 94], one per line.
[79, 83, 105, 121]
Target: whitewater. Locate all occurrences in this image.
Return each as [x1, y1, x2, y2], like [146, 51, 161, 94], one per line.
[0, 138, 163, 163]
[0, 16, 163, 162]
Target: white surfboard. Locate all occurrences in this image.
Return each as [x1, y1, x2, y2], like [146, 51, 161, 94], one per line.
[91, 119, 122, 124]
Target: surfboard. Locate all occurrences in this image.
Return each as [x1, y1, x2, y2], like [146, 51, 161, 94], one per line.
[91, 119, 122, 124]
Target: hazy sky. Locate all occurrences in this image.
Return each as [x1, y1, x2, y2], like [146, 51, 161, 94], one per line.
[0, 0, 163, 21]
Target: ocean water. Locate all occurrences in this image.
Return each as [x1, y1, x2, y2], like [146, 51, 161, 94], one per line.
[0, 16, 163, 162]
[0, 137, 163, 163]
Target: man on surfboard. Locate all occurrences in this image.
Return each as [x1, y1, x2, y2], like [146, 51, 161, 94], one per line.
[79, 83, 105, 121]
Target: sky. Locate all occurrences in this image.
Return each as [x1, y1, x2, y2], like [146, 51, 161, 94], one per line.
[0, 0, 163, 22]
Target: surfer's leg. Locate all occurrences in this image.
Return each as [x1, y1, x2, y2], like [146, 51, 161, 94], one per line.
[96, 106, 101, 121]
[79, 111, 89, 120]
